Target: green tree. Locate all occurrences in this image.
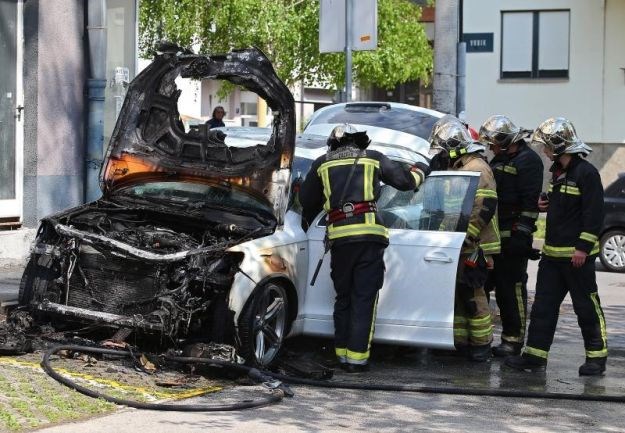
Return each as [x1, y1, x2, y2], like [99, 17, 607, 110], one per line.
[139, 0, 432, 91]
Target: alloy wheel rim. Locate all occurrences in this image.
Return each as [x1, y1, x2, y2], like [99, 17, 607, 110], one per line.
[253, 285, 287, 366]
[603, 234, 625, 269]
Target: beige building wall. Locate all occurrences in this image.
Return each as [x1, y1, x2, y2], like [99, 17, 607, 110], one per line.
[463, 0, 625, 186]
[602, 0, 625, 142]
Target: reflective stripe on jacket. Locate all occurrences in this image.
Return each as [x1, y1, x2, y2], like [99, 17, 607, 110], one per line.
[300, 146, 424, 245]
[452, 154, 501, 255]
[542, 157, 604, 260]
[489, 142, 544, 236]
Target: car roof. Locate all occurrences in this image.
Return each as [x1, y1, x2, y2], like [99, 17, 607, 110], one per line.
[295, 133, 428, 165]
[309, 101, 446, 120]
[303, 102, 446, 156]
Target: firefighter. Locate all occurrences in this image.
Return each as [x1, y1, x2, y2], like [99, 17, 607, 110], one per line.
[479, 115, 544, 357]
[299, 124, 433, 373]
[429, 116, 500, 362]
[505, 118, 607, 375]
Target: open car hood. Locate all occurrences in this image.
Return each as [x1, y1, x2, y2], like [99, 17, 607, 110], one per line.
[100, 46, 295, 224]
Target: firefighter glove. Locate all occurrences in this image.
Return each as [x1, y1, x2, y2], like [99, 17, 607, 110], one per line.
[460, 248, 489, 289]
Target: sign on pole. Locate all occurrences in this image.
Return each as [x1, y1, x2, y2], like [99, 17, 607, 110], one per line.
[319, 0, 377, 54]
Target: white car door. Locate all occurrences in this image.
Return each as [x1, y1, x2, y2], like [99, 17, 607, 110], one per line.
[301, 171, 480, 349]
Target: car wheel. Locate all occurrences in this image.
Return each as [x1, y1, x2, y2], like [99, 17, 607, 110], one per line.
[599, 230, 625, 273]
[238, 282, 289, 367]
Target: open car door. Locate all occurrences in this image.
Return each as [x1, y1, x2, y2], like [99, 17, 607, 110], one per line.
[302, 171, 480, 349]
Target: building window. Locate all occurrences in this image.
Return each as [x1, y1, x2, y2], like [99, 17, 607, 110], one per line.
[500, 10, 570, 79]
[240, 102, 258, 116]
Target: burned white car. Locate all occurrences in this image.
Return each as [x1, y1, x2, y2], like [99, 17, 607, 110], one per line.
[18, 46, 296, 364]
[18, 47, 483, 369]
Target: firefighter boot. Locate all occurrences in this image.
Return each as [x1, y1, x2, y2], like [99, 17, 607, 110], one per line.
[504, 355, 547, 373]
[504, 354, 546, 373]
[469, 344, 492, 362]
[579, 357, 606, 376]
[340, 363, 370, 374]
[492, 341, 522, 357]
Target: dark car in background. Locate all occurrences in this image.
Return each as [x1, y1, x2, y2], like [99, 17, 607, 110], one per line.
[600, 174, 625, 272]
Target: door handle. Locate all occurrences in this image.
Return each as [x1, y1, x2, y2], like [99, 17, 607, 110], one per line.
[424, 254, 453, 263]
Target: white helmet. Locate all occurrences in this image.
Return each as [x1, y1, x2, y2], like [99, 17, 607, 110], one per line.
[327, 123, 371, 150]
[429, 115, 485, 159]
[479, 115, 529, 150]
[531, 117, 592, 157]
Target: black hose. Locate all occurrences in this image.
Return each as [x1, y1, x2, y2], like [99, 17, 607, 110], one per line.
[42, 344, 625, 407]
[41, 345, 283, 411]
[167, 354, 625, 403]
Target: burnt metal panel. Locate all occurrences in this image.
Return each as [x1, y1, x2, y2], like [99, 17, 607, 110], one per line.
[100, 47, 295, 224]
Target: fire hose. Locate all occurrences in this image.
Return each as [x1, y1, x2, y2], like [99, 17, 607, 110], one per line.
[41, 344, 625, 413]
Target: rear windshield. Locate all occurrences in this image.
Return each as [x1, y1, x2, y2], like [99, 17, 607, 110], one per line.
[309, 104, 439, 139]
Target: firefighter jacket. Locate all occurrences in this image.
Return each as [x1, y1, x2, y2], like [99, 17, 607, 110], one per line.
[489, 141, 544, 237]
[452, 153, 501, 256]
[543, 156, 604, 260]
[299, 145, 424, 245]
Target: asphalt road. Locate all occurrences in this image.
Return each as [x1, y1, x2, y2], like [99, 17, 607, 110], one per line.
[28, 260, 625, 433]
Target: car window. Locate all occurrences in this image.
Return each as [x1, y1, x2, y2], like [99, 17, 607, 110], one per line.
[292, 156, 315, 179]
[315, 175, 479, 232]
[288, 156, 316, 214]
[308, 104, 438, 139]
[377, 175, 478, 232]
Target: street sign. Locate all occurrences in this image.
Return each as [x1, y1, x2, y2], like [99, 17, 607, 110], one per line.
[462, 33, 494, 53]
[319, 0, 377, 53]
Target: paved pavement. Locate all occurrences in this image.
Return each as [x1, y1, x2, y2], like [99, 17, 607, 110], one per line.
[0, 259, 24, 307]
[1, 259, 625, 432]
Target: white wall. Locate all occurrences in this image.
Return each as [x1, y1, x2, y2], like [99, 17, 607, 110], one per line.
[463, 0, 623, 144]
[602, 0, 625, 143]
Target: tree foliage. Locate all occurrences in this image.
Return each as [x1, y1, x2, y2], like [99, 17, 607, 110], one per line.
[139, 0, 432, 91]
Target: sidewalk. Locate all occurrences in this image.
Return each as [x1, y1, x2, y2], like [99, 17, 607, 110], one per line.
[0, 259, 24, 308]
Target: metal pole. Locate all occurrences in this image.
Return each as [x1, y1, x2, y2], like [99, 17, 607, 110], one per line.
[344, 0, 352, 102]
[433, 0, 459, 114]
[86, 0, 107, 202]
[300, 79, 305, 131]
[456, 41, 466, 116]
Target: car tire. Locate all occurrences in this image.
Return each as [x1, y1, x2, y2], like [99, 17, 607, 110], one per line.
[18, 254, 58, 305]
[599, 230, 625, 273]
[238, 282, 289, 367]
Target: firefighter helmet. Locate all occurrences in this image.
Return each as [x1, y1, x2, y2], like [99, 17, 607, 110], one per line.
[479, 115, 528, 150]
[327, 123, 371, 150]
[429, 115, 485, 159]
[531, 117, 591, 157]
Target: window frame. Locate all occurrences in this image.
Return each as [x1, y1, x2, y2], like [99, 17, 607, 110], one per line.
[500, 9, 570, 80]
[314, 173, 479, 233]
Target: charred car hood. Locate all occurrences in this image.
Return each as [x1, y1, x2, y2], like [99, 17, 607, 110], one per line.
[100, 47, 295, 224]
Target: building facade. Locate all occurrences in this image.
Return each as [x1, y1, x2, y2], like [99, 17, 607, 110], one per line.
[0, 0, 137, 258]
[463, 0, 625, 185]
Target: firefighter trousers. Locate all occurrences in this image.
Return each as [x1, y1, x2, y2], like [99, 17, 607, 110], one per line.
[454, 257, 493, 347]
[492, 254, 529, 345]
[330, 241, 386, 365]
[524, 258, 608, 362]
